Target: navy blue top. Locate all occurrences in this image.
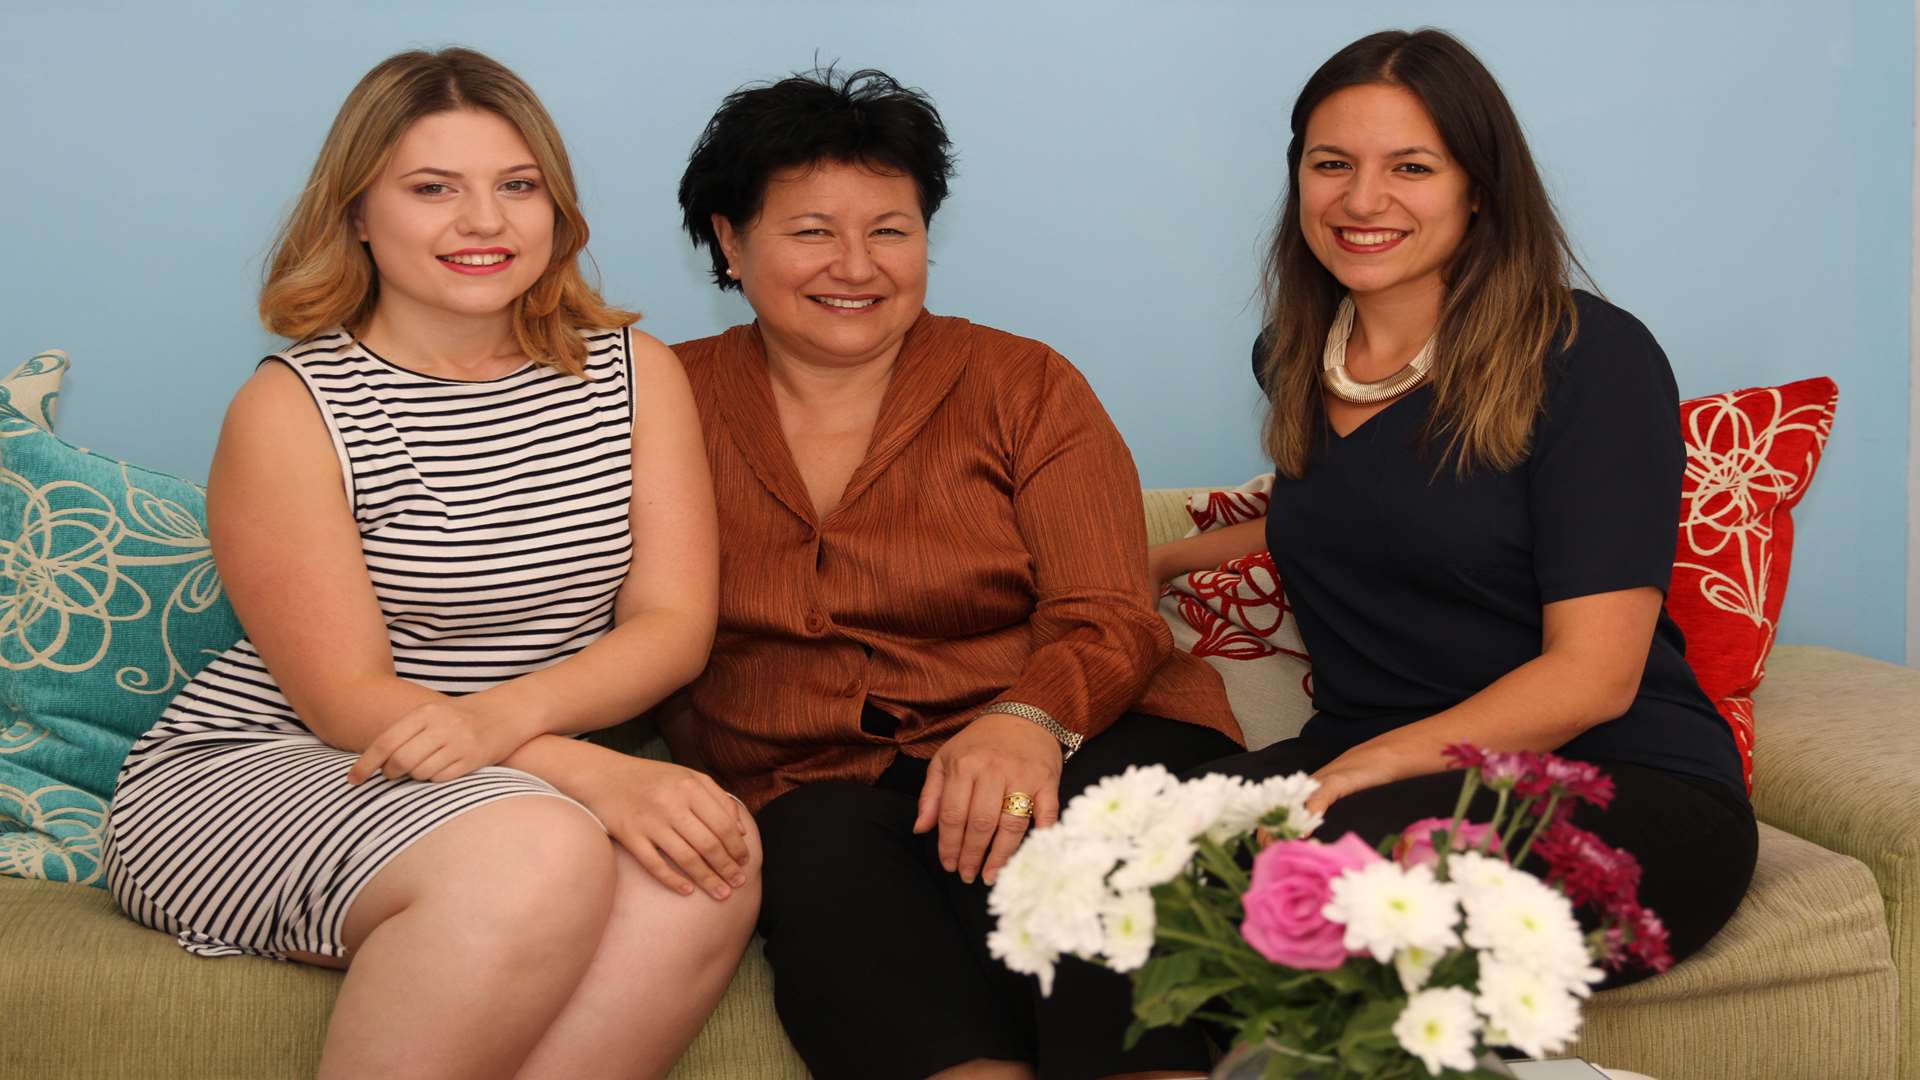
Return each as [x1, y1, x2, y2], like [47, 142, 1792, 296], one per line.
[1257, 291, 1745, 795]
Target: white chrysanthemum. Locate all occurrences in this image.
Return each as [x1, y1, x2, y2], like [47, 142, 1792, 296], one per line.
[1392, 986, 1482, 1076]
[1457, 866, 1599, 990]
[1098, 888, 1157, 972]
[1323, 861, 1462, 963]
[1166, 772, 1240, 843]
[987, 826, 1116, 959]
[986, 917, 1061, 996]
[1060, 765, 1178, 841]
[1446, 850, 1521, 895]
[1189, 771, 1323, 844]
[1474, 955, 1584, 1059]
[1394, 944, 1441, 994]
[1109, 822, 1197, 892]
[1245, 772, 1324, 838]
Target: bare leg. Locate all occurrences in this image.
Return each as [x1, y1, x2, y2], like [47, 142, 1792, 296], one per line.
[516, 820, 764, 1080]
[314, 797, 617, 1080]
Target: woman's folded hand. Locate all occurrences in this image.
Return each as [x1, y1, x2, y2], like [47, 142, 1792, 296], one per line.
[578, 756, 753, 901]
[346, 698, 529, 786]
[913, 712, 1063, 886]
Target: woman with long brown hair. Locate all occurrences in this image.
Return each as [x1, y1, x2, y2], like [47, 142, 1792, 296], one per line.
[1157, 28, 1756, 979]
[104, 48, 758, 1079]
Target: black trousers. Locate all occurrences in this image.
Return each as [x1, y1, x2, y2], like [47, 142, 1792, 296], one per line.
[755, 712, 1243, 1080]
[1191, 736, 1759, 989]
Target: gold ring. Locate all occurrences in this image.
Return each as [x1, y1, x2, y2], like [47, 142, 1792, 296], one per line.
[1001, 791, 1035, 819]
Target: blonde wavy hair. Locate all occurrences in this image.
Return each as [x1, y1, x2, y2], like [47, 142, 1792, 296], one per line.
[260, 47, 635, 376]
[1260, 30, 1590, 479]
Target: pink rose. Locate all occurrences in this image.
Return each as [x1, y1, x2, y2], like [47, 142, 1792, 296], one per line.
[1394, 817, 1502, 868]
[1239, 832, 1382, 969]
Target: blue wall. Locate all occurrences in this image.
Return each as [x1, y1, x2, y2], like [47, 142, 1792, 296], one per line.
[3, 0, 1910, 662]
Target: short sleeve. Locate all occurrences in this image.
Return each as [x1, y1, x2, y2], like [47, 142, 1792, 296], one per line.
[1528, 303, 1685, 603]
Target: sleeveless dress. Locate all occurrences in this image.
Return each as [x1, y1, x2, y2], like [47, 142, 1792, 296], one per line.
[104, 327, 637, 960]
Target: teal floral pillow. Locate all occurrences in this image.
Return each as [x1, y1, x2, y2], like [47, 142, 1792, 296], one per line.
[0, 412, 242, 887]
[0, 350, 69, 432]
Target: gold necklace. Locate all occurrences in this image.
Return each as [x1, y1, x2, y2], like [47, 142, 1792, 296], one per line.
[1320, 297, 1436, 405]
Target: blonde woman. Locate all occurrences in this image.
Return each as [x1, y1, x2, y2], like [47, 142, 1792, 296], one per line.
[104, 48, 758, 1079]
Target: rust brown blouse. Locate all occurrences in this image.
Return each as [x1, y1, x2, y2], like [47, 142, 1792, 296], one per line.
[664, 312, 1241, 811]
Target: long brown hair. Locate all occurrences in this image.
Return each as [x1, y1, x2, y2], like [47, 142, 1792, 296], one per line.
[1259, 29, 1589, 478]
[259, 47, 635, 375]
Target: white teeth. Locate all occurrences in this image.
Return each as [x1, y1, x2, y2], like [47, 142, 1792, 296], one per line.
[1339, 229, 1406, 246]
[441, 253, 510, 266]
[813, 296, 878, 309]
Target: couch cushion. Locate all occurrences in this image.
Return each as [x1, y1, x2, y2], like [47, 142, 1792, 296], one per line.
[1573, 821, 1897, 1080]
[0, 415, 243, 886]
[1749, 644, 1920, 1079]
[0, 875, 808, 1079]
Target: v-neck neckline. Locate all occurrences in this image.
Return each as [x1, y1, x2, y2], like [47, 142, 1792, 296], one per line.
[713, 310, 969, 529]
[1325, 383, 1430, 441]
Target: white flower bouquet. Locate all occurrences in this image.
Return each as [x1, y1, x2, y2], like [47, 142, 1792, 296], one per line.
[987, 746, 1672, 1079]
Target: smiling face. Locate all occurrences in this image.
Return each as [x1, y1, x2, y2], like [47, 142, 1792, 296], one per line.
[353, 107, 555, 327]
[1298, 82, 1475, 308]
[714, 160, 928, 370]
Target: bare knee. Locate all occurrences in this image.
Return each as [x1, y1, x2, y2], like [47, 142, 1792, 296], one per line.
[345, 796, 615, 954]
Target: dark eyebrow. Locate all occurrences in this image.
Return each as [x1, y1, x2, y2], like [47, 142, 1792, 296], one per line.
[779, 209, 918, 224]
[1305, 143, 1442, 159]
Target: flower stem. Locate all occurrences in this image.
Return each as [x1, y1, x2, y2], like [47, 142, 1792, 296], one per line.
[1195, 837, 1250, 894]
[1482, 788, 1510, 853]
[1155, 926, 1245, 957]
[1512, 792, 1563, 866]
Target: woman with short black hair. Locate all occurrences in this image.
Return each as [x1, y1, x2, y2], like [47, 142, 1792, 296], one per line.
[665, 67, 1243, 1080]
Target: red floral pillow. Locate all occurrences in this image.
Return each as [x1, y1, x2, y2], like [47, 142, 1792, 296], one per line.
[1157, 477, 1314, 750]
[1668, 378, 1839, 793]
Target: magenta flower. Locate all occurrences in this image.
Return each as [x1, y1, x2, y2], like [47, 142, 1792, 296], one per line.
[1240, 832, 1383, 970]
[1443, 744, 1488, 771]
[1537, 755, 1616, 809]
[1394, 817, 1503, 868]
[1532, 822, 1643, 910]
[1617, 902, 1674, 973]
[1479, 750, 1538, 789]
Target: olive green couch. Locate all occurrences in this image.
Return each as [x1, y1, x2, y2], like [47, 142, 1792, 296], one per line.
[2, 493, 1914, 1079]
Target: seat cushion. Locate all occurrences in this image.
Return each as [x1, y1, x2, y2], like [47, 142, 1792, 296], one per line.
[1749, 644, 1920, 1079]
[1571, 821, 1897, 1080]
[0, 876, 807, 1079]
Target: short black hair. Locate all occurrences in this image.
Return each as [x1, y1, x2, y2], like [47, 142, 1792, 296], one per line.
[678, 66, 956, 291]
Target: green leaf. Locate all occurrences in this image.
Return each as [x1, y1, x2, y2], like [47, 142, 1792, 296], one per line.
[1134, 976, 1248, 1029]
[1311, 960, 1378, 994]
[1131, 951, 1206, 1006]
[1336, 996, 1408, 1074]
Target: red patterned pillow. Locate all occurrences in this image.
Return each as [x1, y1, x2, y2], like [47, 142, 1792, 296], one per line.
[1669, 378, 1838, 793]
[1157, 477, 1314, 749]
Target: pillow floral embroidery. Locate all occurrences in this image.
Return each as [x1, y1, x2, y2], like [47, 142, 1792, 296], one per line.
[0, 410, 241, 886]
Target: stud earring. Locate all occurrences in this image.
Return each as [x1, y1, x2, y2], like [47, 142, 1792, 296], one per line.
[726, 267, 739, 279]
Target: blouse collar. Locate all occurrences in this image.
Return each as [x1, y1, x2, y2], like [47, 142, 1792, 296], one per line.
[711, 309, 972, 528]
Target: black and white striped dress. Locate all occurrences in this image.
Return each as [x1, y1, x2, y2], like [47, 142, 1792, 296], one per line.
[104, 327, 636, 960]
